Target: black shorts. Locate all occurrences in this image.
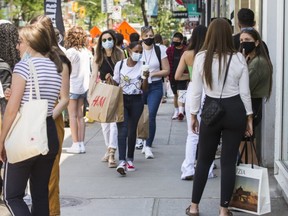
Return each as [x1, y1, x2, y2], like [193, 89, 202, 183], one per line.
[170, 80, 188, 95]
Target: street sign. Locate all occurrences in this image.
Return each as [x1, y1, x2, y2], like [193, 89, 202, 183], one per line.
[188, 3, 201, 18]
[172, 11, 188, 19]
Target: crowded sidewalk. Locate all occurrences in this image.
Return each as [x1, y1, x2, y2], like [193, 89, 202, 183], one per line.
[1, 98, 287, 216]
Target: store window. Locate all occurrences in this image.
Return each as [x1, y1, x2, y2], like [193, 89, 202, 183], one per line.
[282, 1, 288, 167]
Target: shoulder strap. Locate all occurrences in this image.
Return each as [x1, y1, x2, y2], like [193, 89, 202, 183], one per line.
[118, 60, 124, 83]
[154, 45, 162, 70]
[0, 60, 12, 74]
[220, 54, 233, 99]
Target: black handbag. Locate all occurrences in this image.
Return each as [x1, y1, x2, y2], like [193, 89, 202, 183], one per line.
[201, 54, 232, 126]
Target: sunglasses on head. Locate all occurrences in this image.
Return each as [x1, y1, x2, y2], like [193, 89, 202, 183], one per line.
[102, 37, 113, 43]
[241, 27, 255, 31]
[141, 26, 152, 32]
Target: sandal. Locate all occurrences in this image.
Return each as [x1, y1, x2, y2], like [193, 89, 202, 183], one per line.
[219, 209, 233, 216]
[185, 205, 199, 216]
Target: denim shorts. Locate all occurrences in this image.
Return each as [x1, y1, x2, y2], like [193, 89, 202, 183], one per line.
[69, 91, 87, 100]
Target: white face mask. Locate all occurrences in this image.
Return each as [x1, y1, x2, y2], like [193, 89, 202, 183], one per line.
[131, 52, 142, 62]
[102, 40, 114, 49]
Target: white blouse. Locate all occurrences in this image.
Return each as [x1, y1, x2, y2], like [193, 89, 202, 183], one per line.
[190, 51, 253, 115]
[113, 59, 143, 95]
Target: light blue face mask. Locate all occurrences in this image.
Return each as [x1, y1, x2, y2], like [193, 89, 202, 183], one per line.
[102, 40, 114, 49]
[21, 51, 31, 61]
[131, 52, 142, 62]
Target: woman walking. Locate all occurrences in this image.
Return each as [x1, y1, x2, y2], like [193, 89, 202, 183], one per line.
[140, 26, 169, 159]
[113, 41, 149, 175]
[0, 23, 62, 216]
[89, 30, 124, 168]
[186, 18, 253, 216]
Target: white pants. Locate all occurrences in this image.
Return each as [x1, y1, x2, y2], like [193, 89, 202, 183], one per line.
[101, 122, 118, 149]
[181, 82, 214, 179]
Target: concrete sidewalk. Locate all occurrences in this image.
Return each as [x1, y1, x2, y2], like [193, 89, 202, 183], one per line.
[1, 98, 288, 216]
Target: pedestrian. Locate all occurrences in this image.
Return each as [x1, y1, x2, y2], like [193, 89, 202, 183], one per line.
[0, 23, 62, 216]
[186, 18, 253, 216]
[166, 32, 188, 120]
[0, 22, 20, 200]
[233, 8, 269, 57]
[140, 26, 169, 159]
[29, 15, 71, 216]
[175, 25, 216, 180]
[113, 41, 149, 175]
[239, 28, 272, 137]
[65, 26, 91, 154]
[129, 32, 140, 43]
[89, 30, 124, 168]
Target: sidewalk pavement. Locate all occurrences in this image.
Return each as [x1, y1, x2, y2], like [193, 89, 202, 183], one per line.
[1, 98, 288, 216]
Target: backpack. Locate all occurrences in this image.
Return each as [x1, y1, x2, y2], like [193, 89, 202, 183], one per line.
[0, 58, 12, 92]
[154, 45, 162, 70]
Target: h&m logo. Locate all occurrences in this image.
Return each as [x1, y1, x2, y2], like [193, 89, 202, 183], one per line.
[92, 96, 106, 107]
[237, 168, 246, 175]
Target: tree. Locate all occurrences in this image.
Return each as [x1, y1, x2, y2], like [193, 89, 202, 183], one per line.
[5, 0, 43, 25]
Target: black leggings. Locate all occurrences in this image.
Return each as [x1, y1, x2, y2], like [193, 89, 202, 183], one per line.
[192, 95, 246, 207]
[3, 117, 58, 216]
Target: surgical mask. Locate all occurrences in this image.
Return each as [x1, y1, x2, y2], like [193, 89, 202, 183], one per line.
[143, 38, 154, 46]
[172, 41, 181, 47]
[240, 42, 256, 55]
[21, 51, 31, 61]
[131, 52, 142, 62]
[102, 40, 114, 49]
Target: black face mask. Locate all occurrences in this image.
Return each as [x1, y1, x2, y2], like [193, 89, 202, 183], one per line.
[143, 38, 154, 46]
[172, 41, 182, 47]
[240, 42, 256, 55]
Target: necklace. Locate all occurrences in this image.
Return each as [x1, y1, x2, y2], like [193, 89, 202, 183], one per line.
[143, 47, 154, 65]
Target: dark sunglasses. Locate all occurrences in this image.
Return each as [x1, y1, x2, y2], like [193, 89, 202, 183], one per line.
[141, 26, 152, 32]
[102, 37, 113, 43]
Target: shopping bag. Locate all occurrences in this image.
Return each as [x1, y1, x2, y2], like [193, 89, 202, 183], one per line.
[230, 163, 271, 215]
[5, 61, 48, 164]
[137, 105, 149, 139]
[239, 138, 259, 165]
[88, 82, 124, 123]
[177, 90, 187, 103]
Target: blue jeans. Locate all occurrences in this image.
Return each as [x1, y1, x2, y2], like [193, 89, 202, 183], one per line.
[142, 80, 163, 147]
[117, 95, 144, 161]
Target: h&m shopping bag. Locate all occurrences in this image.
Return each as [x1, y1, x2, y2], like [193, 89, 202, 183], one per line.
[137, 105, 149, 139]
[88, 82, 124, 123]
[229, 163, 271, 215]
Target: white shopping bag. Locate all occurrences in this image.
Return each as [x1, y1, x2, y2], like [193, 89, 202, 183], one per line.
[178, 90, 187, 103]
[230, 163, 271, 215]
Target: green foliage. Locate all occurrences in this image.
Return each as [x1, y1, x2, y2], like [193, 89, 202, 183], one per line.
[6, 0, 44, 24]
[149, 0, 182, 40]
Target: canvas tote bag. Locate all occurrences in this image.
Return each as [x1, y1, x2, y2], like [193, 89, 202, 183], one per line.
[88, 82, 124, 123]
[230, 139, 271, 215]
[137, 104, 149, 139]
[5, 60, 49, 164]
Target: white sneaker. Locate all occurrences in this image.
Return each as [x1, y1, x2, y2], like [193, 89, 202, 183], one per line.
[67, 143, 81, 154]
[172, 111, 179, 120]
[135, 138, 144, 150]
[141, 140, 146, 154]
[145, 147, 154, 159]
[126, 161, 136, 171]
[79, 142, 86, 153]
[116, 161, 126, 176]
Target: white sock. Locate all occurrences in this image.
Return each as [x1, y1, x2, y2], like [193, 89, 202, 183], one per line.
[174, 108, 179, 113]
[179, 106, 184, 113]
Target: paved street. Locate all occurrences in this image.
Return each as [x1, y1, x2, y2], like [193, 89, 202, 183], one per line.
[1, 98, 288, 216]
